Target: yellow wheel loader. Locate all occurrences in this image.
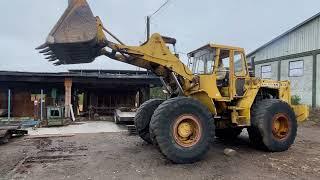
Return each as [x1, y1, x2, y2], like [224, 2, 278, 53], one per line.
[37, 0, 309, 164]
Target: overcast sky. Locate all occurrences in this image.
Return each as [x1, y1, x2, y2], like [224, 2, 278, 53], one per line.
[1, 0, 319, 72]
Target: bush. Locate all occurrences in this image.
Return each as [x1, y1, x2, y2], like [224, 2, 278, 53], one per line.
[150, 87, 167, 99]
[291, 95, 301, 105]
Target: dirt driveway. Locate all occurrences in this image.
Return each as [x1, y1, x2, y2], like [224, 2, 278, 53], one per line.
[1, 123, 320, 180]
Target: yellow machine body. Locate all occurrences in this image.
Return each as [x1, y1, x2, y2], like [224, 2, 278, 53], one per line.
[37, 0, 309, 129]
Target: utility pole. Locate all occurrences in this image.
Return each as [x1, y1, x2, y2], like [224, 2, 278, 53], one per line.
[147, 16, 151, 41]
[146, 0, 170, 41]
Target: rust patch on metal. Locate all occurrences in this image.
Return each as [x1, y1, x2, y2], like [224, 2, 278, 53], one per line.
[272, 113, 290, 140]
[173, 114, 202, 148]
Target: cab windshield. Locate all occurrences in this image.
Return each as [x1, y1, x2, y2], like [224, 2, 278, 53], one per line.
[189, 48, 216, 74]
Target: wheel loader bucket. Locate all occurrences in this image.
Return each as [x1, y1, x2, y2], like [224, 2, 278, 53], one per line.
[292, 105, 309, 122]
[37, 0, 104, 65]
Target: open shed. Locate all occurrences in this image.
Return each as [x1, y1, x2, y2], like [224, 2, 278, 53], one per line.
[0, 70, 161, 121]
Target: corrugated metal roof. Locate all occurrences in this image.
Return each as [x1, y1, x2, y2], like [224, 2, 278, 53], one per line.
[0, 70, 162, 86]
[247, 12, 320, 57]
[68, 69, 150, 75]
[0, 70, 158, 79]
[188, 44, 244, 56]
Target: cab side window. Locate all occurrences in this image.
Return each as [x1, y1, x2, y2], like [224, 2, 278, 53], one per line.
[234, 51, 246, 76]
[216, 49, 230, 81]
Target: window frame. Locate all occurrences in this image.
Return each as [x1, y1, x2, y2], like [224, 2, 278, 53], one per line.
[190, 48, 216, 75]
[233, 51, 247, 77]
[214, 49, 231, 75]
[288, 60, 304, 77]
[260, 64, 272, 79]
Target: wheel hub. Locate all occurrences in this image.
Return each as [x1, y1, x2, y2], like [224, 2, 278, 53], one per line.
[173, 115, 202, 147]
[177, 122, 193, 138]
[272, 113, 289, 140]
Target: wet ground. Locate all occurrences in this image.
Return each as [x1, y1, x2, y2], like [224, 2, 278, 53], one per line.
[0, 121, 319, 180]
[26, 121, 127, 135]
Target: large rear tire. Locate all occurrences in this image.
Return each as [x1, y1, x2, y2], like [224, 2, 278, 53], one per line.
[134, 99, 164, 144]
[150, 97, 215, 164]
[248, 99, 297, 152]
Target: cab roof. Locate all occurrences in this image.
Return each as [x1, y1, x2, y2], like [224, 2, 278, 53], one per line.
[188, 44, 245, 57]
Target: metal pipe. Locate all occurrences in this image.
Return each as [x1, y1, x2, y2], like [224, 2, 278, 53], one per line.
[159, 77, 172, 94]
[171, 72, 184, 95]
[101, 26, 125, 45]
[8, 89, 11, 121]
[40, 89, 43, 121]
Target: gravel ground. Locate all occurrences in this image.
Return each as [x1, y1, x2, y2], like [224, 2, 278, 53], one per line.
[0, 123, 319, 180]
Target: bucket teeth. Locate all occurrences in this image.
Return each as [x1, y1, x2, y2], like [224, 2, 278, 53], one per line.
[54, 61, 64, 66]
[43, 51, 54, 56]
[45, 55, 57, 60]
[48, 57, 58, 62]
[35, 43, 48, 50]
[39, 47, 51, 53]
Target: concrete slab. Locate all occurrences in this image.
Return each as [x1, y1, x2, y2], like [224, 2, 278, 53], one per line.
[26, 121, 126, 136]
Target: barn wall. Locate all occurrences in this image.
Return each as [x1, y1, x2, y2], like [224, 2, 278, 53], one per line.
[249, 16, 320, 61]
[249, 15, 320, 107]
[254, 55, 314, 106]
[280, 56, 314, 105]
[0, 89, 7, 110]
[317, 54, 320, 106]
[11, 90, 34, 117]
[254, 61, 278, 79]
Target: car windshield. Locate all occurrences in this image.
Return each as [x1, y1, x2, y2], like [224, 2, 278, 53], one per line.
[190, 48, 216, 74]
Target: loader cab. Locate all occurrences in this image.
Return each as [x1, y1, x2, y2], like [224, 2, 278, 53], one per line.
[188, 44, 249, 100]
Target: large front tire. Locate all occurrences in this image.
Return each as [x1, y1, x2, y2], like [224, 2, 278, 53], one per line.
[150, 97, 215, 164]
[248, 99, 297, 152]
[134, 99, 164, 144]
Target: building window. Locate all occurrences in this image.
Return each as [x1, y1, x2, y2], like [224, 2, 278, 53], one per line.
[289, 60, 304, 77]
[261, 65, 272, 79]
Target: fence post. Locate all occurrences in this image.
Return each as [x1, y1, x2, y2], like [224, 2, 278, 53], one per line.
[40, 89, 43, 121]
[8, 89, 11, 121]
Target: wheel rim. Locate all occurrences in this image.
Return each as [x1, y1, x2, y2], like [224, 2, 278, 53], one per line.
[173, 115, 202, 147]
[272, 113, 290, 140]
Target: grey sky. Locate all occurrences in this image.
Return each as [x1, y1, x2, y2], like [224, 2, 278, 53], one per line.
[1, 0, 319, 72]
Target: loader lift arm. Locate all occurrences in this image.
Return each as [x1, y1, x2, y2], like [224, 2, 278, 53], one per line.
[36, 0, 194, 95]
[95, 20, 195, 95]
[100, 28, 194, 82]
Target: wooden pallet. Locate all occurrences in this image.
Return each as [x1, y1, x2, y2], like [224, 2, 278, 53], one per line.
[0, 125, 28, 144]
[126, 125, 137, 135]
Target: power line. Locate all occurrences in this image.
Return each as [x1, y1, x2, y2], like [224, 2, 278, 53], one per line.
[147, 0, 171, 40]
[150, 0, 171, 18]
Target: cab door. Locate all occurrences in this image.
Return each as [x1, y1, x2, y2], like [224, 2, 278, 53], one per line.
[231, 50, 248, 97]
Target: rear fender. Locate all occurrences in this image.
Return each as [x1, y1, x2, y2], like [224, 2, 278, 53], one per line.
[190, 91, 216, 115]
